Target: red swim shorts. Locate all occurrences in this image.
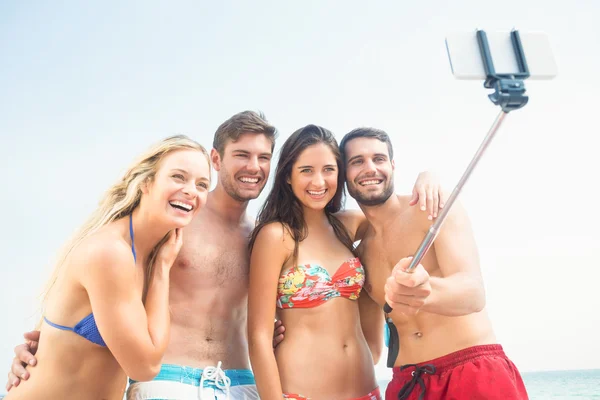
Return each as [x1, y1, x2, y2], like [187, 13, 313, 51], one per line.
[385, 344, 528, 400]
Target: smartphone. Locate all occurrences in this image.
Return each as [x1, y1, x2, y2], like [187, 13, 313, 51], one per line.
[445, 30, 558, 80]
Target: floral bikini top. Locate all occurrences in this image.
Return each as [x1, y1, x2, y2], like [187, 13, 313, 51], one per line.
[276, 257, 365, 309]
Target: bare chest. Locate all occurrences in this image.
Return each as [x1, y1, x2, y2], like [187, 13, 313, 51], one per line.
[359, 221, 436, 306]
[170, 218, 252, 291]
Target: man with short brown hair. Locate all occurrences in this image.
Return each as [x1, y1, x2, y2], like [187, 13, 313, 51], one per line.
[8, 111, 278, 400]
[6, 116, 448, 400]
[340, 127, 528, 400]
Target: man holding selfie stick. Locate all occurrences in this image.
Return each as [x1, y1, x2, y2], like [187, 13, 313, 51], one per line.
[352, 30, 555, 399]
[341, 126, 528, 400]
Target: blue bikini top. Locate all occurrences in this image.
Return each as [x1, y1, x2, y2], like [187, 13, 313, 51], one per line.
[43, 214, 137, 347]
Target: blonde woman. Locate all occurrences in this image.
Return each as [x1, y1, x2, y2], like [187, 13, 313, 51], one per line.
[4, 135, 212, 400]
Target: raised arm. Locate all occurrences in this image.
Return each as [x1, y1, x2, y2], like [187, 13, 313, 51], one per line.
[358, 292, 384, 364]
[423, 201, 485, 316]
[385, 202, 485, 317]
[385, 203, 485, 317]
[248, 223, 292, 400]
[79, 229, 181, 381]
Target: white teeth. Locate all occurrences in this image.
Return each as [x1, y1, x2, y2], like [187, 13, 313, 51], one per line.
[239, 177, 259, 183]
[360, 180, 382, 186]
[308, 190, 326, 196]
[170, 201, 193, 211]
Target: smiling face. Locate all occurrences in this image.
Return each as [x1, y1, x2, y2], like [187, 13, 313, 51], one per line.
[145, 149, 211, 227]
[288, 143, 338, 212]
[344, 137, 395, 206]
[213, 132, 273, 202]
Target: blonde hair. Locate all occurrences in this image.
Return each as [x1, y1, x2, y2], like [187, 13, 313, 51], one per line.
[38, 134, 210, 325]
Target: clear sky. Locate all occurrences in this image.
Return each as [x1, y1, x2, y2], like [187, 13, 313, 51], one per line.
[1, 0, 599, 382]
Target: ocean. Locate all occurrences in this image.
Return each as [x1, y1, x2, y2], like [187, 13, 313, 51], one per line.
[377, 368, 600, 399]
[1, 369, 597, 399]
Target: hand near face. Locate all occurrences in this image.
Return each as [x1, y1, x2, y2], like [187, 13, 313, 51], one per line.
[155, 228, 183, 270]
[409, 171, 448, 220]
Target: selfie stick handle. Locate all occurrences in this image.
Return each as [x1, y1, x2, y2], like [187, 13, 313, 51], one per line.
[383, 29, 530, 315]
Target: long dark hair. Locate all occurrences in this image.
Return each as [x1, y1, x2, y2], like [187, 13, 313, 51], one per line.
[249, 124, 355, 264]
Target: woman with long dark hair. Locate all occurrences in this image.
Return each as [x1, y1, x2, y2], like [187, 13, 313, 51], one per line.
[248, 125, 442, 400]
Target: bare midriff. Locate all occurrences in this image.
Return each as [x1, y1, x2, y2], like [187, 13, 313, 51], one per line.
[389, 309, 497, 366]
[164, 263, 251, 369]
[275, 298, 377, 400]
[4, 326, 127, 400]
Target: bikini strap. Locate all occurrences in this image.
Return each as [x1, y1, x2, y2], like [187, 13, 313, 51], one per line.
[129, 214, 137, 262]
[43, 316, 74, 331]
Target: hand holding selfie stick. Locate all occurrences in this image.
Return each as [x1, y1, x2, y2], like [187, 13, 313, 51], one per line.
[383, 31, 531, 316]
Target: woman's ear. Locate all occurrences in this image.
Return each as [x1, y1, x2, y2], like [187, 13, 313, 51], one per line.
[140, 177, 151, 195]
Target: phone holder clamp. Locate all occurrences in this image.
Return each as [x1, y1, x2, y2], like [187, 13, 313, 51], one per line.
[477, 29, 530, 112]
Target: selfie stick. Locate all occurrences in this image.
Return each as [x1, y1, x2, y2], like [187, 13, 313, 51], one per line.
[383, 30, 530, 314]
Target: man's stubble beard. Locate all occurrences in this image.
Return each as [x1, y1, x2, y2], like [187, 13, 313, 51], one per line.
[347, 180, 394, 207]
[220, 166, 265, 203]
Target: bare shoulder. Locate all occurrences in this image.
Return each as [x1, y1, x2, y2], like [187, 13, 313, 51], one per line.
[391, 194, 422, 221]
[439, 199, 471, 226]
[334, 209, 366, 225]
[402, 192, 471, 232]
[70, 229, 135, 282]
[333, 209, 366, 240]
[251, 222, 294, 267]
[254, 222, 294, 251]
[395, 194, 431, 227]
